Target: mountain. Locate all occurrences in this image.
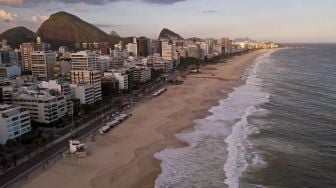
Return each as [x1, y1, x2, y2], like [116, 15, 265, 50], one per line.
[36, 11, 122, 49]
[234, 37, 256, 42]
[0, 26, 35, 49]
[187, 37, 204, 42]
[110, 31, 120, 37]
[159, 28, 184, 40]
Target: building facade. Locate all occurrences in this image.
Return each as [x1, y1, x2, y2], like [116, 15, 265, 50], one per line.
[70, 70, 102, 102]
[133, 66, 151, 83]
[0, 64, 21, 78]
[31, 51, 57, 81]
[161, 40, 173, 61]
[0, 104, 31, 144]
[20, 43, 34, 72]
[70, 84, 95, 104]
[12, 90, 67, 124]
[71, 51, 96, 70]
[137, 37, 150, 57]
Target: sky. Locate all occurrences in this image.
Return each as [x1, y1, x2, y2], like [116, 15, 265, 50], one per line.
[0, 0, 335, 43]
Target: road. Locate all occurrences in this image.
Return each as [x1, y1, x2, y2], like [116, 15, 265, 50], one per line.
[0, 108, 118, 187]
[0, 80, 169, 188]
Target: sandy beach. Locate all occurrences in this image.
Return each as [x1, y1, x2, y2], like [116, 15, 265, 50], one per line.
[23, 50, 267, 188]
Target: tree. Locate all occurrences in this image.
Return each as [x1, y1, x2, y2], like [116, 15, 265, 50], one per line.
[11, 154, 18, 166]
[82, 104, 95, 114]
[1, 157, 9, 171]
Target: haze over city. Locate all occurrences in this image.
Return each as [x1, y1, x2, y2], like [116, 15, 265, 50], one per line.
[0, 0, 336, 42]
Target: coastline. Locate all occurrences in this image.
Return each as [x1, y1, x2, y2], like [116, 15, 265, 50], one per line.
[23, 50, 268, 188]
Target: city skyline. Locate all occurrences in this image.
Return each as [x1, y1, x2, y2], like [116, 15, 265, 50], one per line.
[0, 0, 336, 43]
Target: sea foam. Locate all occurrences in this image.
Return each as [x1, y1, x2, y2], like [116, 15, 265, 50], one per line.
[155, 51, 275, 188]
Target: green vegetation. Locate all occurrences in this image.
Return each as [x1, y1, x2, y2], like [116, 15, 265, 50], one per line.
[0, 11, 136, 50]
[35, 11, 123, 49]
[0, 26, 35, 49]
[168, 80, 184, 85]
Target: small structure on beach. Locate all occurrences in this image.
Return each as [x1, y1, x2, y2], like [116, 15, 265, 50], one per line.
[69, 140, 88, 157]
[190, 68, 202, 73]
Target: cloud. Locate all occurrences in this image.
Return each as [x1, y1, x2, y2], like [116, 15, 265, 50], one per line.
[0, 0, 23, 6]
[94, 23, 135, 28]
[0, 0, 186, 7]
[203, 10, 218, 14]
[74, 3, 89, 12]
[94, 23, 112, 28]
[142, 0, 185, 5]
[0, 9, 18, 22]
[32, 14, 49, 23]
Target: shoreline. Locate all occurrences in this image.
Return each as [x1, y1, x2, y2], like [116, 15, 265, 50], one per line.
[23, 50, 268, 188]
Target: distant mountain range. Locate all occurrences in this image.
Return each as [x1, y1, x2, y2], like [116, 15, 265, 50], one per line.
[0, 11, 131, 50]
[0, 11, 187, 50]
[159, 28, 184, 40]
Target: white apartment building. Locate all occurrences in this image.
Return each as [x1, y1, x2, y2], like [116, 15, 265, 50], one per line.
[126, 43, 137, 56]
[113, 72, 128, 90]
[70, 84, 94, 104]
[188, 44, 202, 59]
[104, 70, 129, 91]
[133, 66, 151, 83]
[145, 56, 174, 73]
[71, 51, 96, 70]
[214, 44, 223, 55]
[39, 80, 74, 115]
[112, 49, 128, 60]
[54, 60, 71, 77]
[0, 104, 31, 144]
[31, 51, 57, 81]
[70, 70, 102, 102]
[96, 56, 110, 74]
[110, 59, 124, 69]
[161, 40, 173, 61]
[12, 90, 67, 124]
[200, 42, 209, 57]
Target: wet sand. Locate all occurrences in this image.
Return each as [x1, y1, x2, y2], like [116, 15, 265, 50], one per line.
[24, 50, 268, 188]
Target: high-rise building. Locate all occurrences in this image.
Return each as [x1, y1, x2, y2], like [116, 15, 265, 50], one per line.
[70, 70, 102, 102]
[161, 40, 173, 61]
[0, 51, 10, 65]
[136, 37, 150, 57]
[0, 104, 31, 144]
[71, 51, 96, 70]
[126, 43, 137, 56]
[200, 42, 209, 58]
[96, 56, 110, 74]
[20, 43, 34, 72]
[31, 51, 57, 81]
[221, 38, 232, 54]
[20, 38, 51, 73]
[150, 40, 162, 56]
[113, 72, 128, 90]
[188, 44, 202, 59]
[34, 42, 50, 52]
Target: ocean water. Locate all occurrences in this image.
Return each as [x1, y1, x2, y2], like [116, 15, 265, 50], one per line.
[154, 44, 336, 188]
